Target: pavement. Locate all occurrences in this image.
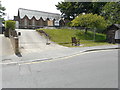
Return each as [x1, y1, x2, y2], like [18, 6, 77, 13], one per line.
[1, 44, 119, 65]
[0, 34, 14, 56]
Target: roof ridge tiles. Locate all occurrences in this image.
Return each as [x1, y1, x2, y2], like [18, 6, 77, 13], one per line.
[18, 8, 61, 20]
[18, 8, 60, 15]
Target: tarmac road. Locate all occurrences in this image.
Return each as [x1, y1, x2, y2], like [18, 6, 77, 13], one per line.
[2, 49, 118, 88]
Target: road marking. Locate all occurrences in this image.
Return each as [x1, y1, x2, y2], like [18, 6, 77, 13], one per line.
[18, 49, 116, 65]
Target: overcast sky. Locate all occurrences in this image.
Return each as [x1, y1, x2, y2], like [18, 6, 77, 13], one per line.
[1, 0, 64, 20]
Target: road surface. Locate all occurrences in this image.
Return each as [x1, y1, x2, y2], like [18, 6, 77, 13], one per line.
[2, 49, 118, 88]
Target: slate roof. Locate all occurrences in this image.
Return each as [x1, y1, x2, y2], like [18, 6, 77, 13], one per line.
[18, 8, 61, 21]
[114, 24, 120, 28]
[107, 24, 120, 30]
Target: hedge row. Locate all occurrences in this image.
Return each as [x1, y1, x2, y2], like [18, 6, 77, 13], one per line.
[4, 20, 16, 37]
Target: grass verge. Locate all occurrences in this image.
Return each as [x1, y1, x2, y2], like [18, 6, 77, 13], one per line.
[37, 29, 114, 47]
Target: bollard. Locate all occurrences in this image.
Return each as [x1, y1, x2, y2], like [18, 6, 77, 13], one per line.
[18, 32, 21, 36]
[14, 37, 19, 54]
[46, 37, 50, 45]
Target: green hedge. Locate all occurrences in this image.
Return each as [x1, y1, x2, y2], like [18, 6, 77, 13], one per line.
[5, 20, 16, 30]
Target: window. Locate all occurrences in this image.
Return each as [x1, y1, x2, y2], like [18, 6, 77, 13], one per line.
[24, 18, 27, 26]
[32, 19, 35, 26]
[29, 20, 32, 25]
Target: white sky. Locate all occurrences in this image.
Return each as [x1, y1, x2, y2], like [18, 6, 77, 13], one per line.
[1, 0, 64, 20]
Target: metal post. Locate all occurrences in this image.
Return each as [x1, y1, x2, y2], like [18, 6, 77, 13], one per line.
[93, 28, 96, 41]
[46, 37, 50, 45]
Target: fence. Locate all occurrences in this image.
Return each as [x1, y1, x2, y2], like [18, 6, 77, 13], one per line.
[37, 30, 51, 45]
[42, 26, 89, 30]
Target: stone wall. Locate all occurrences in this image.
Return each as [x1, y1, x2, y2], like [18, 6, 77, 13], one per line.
[9, 30, 19, 54]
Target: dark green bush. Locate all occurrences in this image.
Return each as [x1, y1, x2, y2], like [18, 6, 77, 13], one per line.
[4, 20, 16, 37]
[5, 20, 16, 30]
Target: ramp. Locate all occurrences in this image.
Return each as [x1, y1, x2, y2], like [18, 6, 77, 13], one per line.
[16, 29, 66, 54]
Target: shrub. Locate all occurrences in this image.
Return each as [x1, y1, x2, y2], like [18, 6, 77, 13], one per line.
[5, 20, 16, 30]
[4, 20, 16, 37]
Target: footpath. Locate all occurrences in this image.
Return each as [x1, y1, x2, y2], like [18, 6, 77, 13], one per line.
[1, 44, 119, 65]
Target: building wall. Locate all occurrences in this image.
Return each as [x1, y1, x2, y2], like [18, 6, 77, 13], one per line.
[106, 30, 116, 43]
[39, 18, 44, 27]
[106, 25, 120, 43]
[19, 16, 29, 28]
[16, 15, 63, 29]
[59, 19, 65, 27]
[31, 17, 36, 28]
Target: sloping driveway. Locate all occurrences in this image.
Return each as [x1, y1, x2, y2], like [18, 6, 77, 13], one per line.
[16, 29, 67, 54]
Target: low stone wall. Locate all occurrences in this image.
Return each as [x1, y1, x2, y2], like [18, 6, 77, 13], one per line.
[9, 30, 19, 54]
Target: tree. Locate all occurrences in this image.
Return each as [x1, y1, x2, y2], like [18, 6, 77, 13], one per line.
[71, 13, 108, 33]
[101, 2, 120, 24]
[55, 2, 77, 20]
[55, 2, 106, 20]
[0, 1, 6, 18]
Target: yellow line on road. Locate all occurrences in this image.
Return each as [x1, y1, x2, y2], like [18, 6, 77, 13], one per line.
[19, 49, 114, 65]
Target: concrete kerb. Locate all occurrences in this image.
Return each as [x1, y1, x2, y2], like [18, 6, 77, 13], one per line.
[1, 46, 119, 66]
[53, 47, 120, 60]
[83, 47, 120, 52]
